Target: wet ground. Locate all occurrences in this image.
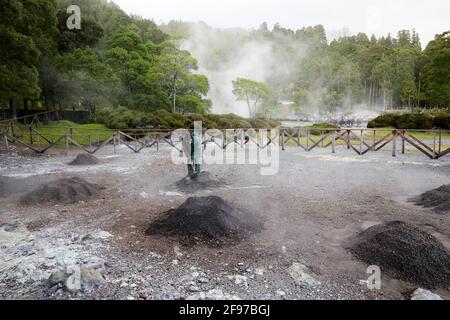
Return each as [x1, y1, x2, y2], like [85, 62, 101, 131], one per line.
[0, 143, 449, 300]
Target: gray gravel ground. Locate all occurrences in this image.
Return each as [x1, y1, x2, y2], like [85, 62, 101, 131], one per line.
[0, 142, 449, 300]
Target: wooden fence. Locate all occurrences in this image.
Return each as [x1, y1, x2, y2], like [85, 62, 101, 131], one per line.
[0, 122, 449, 160]
[279, 128, 450, 159]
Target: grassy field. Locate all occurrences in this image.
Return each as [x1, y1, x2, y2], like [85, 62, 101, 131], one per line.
[7, 121, 114, 146]
[360, 129, 450, 140]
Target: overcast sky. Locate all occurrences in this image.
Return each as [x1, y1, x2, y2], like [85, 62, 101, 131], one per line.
[112, 0, 449, 47]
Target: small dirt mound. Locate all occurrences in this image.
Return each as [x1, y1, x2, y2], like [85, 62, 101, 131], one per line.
[20, 177, 100, 205]
[69, 153, 100, 166]
[146, 196, 262, 246]
[410, 185, 450, 212]
[0, 176, 26, 197]
[349, 221, 450, 289]
[176, 171, 226, 193]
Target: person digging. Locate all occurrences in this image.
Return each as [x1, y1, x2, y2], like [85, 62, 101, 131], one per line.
[182, 131, 202, 177]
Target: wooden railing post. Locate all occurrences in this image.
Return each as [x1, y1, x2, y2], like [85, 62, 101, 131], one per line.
[280, 128, 285, 151]
[321, 130, 324, 148]
[332, 130, 336, 154]
[392, 130, 397, 157]
[359, 129, 363, 154]
[401, 131, 405, 154]
[113, 132, 117, 154]
[239, 129, 244, 149]
[433, 133, 436, 158]
[347, 130, 350, 149]
[3, 134, 9, 151]
[65, 135, 69, 154]
[306, 129, 310, 150]
[28, 126, 33, 145]
[9, 121, 14, 137]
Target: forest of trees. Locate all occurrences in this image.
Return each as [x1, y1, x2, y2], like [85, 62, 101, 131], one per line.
[1, 0, 449, 122]
[0, 0, 211, 118]
[162, 21, 450, 117]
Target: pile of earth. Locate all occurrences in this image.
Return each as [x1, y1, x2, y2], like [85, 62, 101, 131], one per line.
[146, 196, 262, 246]
[409, 184, 450, 212]
[176, 171, 226, 193]
[69, 153, 100, 166]
[348, 221, 450, 289]
[20, 177, 100, 205]
[0, 176, 28, 197]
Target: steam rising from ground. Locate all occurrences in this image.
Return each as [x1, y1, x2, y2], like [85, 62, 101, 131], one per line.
[177, 22, 383, 120]
[180, 23, 307, 117]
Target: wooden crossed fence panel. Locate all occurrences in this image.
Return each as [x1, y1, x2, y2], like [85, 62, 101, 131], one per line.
[279, 128, 450, 159]
[1, 123, 449, 160]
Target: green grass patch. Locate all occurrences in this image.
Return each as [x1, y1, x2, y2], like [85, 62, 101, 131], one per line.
[14, 121, 113, 147]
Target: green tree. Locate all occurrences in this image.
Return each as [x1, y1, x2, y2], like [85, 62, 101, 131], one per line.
[55, 48, 119, 112]
[421, 32, 450, 108]
[0, 0, 57, 117]
[232, 78, 272, 118]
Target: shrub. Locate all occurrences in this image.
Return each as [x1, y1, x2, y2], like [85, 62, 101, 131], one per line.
[206, 114, 252, 129]
[308, 123, 338, 135]
[250, 119, 271, 128]
[395, 113, 434, 129]
[433, 112, 450, 129]
[90, 106, 147, 129]
[91, 108, 281, 130]
[367, 114, 397, 128]
[368, 112, 449, 129]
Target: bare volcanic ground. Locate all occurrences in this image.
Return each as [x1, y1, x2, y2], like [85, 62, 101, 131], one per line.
[20, 177, 101, 205]
[69, 153, 101, 166]
[1, 146, 450, 300]
[146, 196, 263, 246]
[0, 176, 23, 197]
[410, 184, 450, 213]
[348, 221, 450, 289]
[176, 171, 227, 193]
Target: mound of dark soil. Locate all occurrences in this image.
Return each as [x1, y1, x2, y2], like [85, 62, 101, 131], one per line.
[69, 153, 100, 166]
[176, 171, 226, 193]
[20, 177, 100, 205]
[146, 196, 262, 246]
[349, 221, 450, 289]
[0, 176, 26, 197]
[410, 185, 450, 212]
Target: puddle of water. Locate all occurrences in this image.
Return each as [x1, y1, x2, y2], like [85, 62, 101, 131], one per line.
[224, 186, 267, 190]
[297, 153, 372, 163]
[159, 191, 184, 197]
[297, 152, 446, 167]
[1, 162, 136, 178]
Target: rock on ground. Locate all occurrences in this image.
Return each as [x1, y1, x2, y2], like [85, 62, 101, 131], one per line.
[288, 263, 321, 288]
[410, 288, 444, 300]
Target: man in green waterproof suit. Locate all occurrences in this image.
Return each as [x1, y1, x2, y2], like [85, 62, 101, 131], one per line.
[182, 131, 202, 176]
